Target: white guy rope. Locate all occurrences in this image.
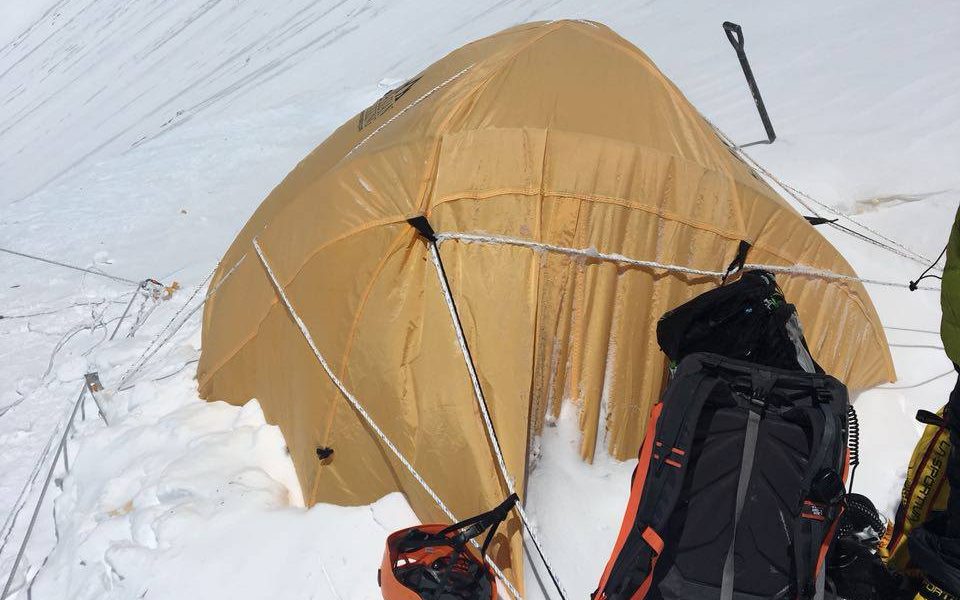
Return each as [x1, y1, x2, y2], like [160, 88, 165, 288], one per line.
[115, 270, 212, 389]
[743, 262, 939, 291]
[706, 122, 937, 269]
[126, 290, 157, 339]
[434, 232, 940, 292]
[345, 64, 474, 160]
[117, 255, 245, 390]
[426, 243, 568, 600]
[1, 297, 129, 321]
[251, 238, 523, 600]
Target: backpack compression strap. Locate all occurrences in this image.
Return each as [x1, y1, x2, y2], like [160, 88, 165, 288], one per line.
[719, 370, 776, 600]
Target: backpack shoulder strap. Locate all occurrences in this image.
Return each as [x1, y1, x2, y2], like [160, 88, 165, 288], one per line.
[596, 355, 723, 600]
[636, 358, 725, 523]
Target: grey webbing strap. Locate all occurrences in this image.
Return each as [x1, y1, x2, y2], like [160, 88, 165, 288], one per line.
[720, 410, 762, 600]
[814, 562, 826, 600]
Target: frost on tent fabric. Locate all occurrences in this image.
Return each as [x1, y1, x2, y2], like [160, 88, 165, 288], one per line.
[196, 20, 894, 589]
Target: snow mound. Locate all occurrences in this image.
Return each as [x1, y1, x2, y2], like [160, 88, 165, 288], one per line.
[29, 361, 417, 599]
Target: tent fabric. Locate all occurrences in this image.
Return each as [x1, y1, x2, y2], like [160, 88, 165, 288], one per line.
[197, 20, 895, 587]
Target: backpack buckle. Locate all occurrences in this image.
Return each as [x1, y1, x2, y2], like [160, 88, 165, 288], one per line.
[749, 390, 767, 410]
[749, 371, 777, 408]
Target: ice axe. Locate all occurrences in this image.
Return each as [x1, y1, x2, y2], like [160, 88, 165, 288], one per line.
[723, 21, 777, 148]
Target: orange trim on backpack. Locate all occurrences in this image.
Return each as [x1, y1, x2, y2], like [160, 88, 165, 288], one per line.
[811, 446, 851, 582]
[629, 527, 665, 600]
[813, 503, 843, 580]
[595, 402, 664, 597]
[664, 459, 682, 469]
[841, 446, 850, 484]
[641, 526, 664, 554]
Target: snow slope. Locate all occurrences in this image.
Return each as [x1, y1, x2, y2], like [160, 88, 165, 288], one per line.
[1, 1, 958, 599]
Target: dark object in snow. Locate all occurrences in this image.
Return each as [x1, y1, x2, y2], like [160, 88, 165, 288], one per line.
[594, 353, 849, 600]
[657, 270, 822, 374]
[907, 244, 946, 293]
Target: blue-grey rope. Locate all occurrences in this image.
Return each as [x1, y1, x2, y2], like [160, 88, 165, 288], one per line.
[0, 246, 139, 286]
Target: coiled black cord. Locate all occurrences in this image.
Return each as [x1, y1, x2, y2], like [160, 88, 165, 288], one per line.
[847, 404, 861, 491]
[909, 244, 946, 291]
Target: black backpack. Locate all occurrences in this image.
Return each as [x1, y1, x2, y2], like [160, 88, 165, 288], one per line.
[594, 353, 849, 600]
[657, 270, 822, 374]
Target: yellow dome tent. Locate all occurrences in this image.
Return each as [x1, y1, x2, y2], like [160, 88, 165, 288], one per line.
[197, 20, 895, 592]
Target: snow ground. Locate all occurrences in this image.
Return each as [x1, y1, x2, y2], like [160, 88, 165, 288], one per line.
[0, 1, 958, 599]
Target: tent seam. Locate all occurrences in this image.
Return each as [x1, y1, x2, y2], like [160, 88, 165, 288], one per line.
[308, 227, 416, 502]
[198, 217, 410, 389]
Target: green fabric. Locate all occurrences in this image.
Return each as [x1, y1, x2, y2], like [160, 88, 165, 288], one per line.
[942, 206, 960, 364]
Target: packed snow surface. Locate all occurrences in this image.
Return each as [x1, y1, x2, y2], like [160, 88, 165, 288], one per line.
[1, 0, 958, 599]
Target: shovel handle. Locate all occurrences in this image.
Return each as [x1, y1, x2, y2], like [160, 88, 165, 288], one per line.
[723, 21, 744, 50]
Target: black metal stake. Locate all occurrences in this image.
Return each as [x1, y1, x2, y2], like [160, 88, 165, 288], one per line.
[723, 21, 776, 148]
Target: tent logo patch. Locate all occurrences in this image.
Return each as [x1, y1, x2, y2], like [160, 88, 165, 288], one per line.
[357, 76, 422, 131]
